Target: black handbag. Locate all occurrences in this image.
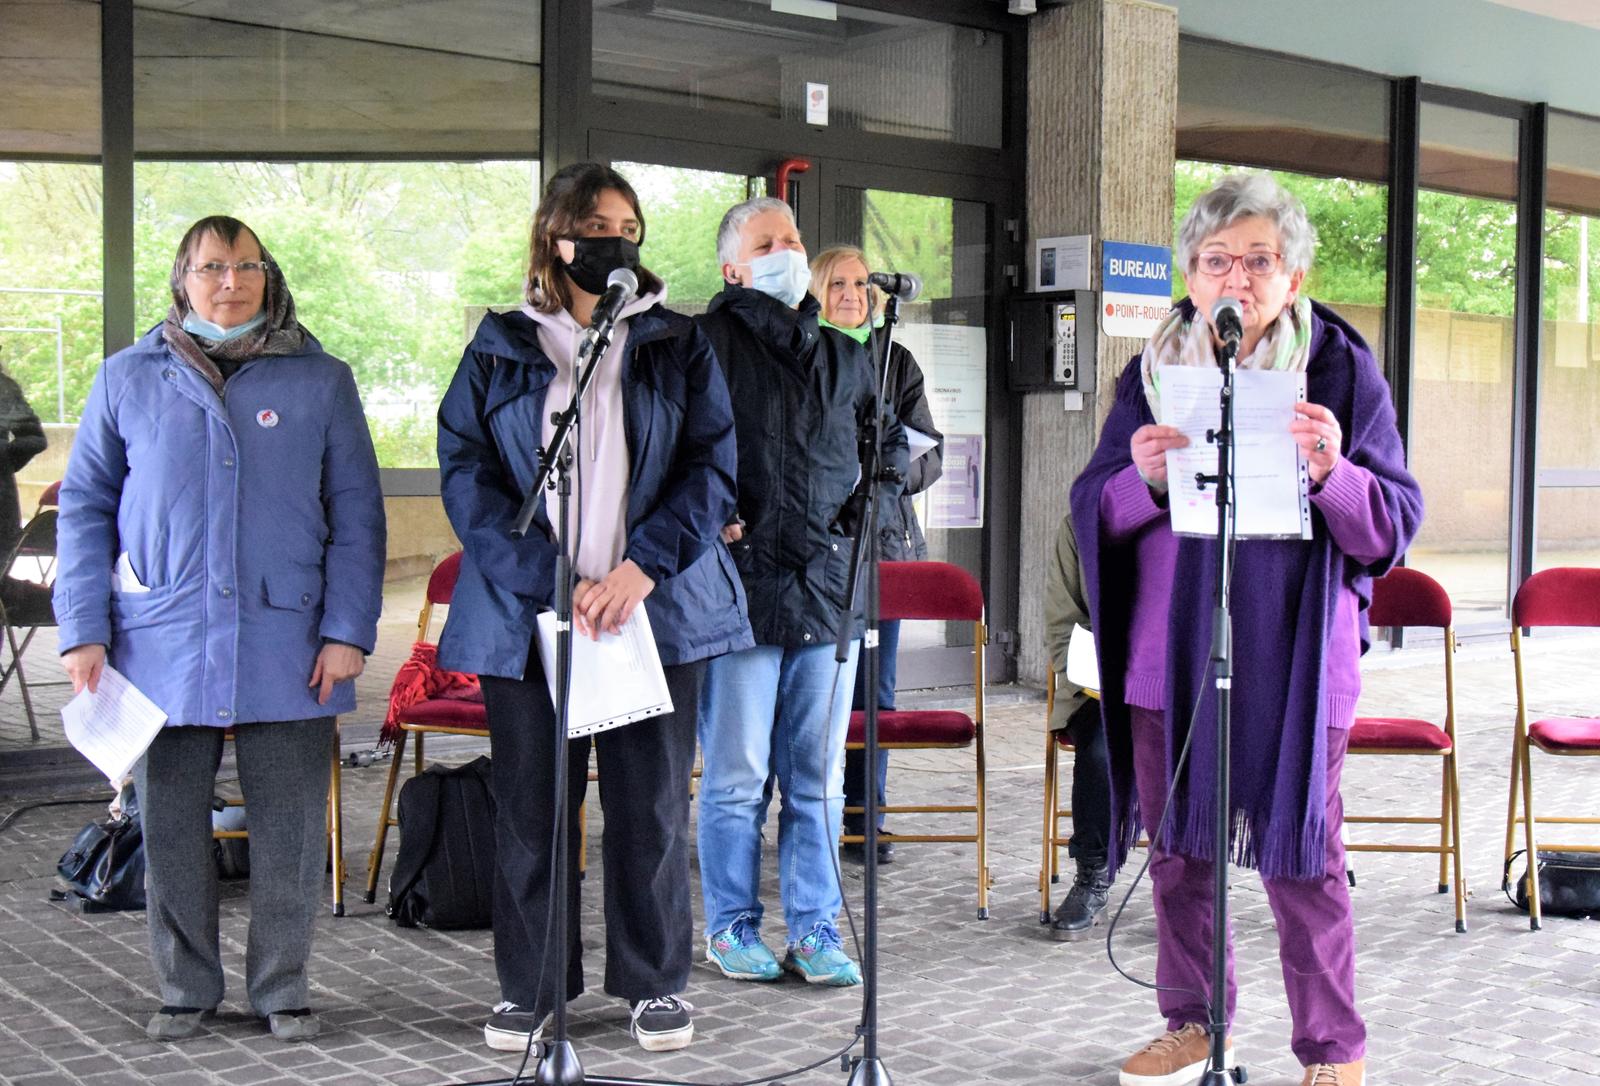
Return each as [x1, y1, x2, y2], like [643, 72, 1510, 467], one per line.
[54, 814, 147, 912]
[1508, 850, 1600, 918]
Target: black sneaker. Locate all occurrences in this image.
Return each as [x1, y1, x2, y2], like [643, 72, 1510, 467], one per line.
[1051, 859, 1111, 941]
[483, 1002, 551, 1053]
[841, 833, 896, 865]
[629, 996, 694, 1052]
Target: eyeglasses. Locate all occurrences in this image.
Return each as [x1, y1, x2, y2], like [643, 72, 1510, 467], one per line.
[185, 260, 272, 281]
[1194, 250, 1283, 278]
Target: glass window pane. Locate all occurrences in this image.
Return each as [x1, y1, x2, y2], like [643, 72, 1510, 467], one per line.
[835, 186, 991, 654]
[613, 161, 766, 313]
[132, 3, 539, 155]
[0, 0, 101, 156]
[1536, 112, 1600, 573]
[135, 161, 540, 467]
[1409, 103, 1520, 622]
[594, 2, 1003, 148]
[1178, 38, 1388, 183]
[0, 162, 104, 434]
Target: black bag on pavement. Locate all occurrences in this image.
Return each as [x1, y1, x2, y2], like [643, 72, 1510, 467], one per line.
[55, 814, 146, 912]
[1510, 850, 1600, 918]
[387, 756, 496, 929]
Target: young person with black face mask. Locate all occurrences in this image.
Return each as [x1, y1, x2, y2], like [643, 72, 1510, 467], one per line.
[437, 163, 752, 1055]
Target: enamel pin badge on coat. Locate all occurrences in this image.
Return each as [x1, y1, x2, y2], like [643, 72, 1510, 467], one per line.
[256, 409, 279, 428]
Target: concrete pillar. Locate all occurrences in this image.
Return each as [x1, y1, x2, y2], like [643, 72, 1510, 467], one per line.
[1015, 0, 1177, 684]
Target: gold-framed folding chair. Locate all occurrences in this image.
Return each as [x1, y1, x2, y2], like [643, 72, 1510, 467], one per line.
[1345, 565, 1466, 933]
[1039, 671, 1106, 923]
[1503, 566, 1600, 931]
[216, 725, 347, 915]
[841, 560, 990, 918]
[364, 551, 489, 903]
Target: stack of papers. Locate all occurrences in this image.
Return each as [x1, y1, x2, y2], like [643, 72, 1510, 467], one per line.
[61, 665, 167, 786]
[535, 605, 674, 738]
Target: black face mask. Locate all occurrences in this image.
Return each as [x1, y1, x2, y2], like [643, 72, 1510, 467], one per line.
[562, 236, 641, 295]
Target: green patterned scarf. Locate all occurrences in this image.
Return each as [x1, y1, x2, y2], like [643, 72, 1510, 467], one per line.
[1140, 294, 1313, 421]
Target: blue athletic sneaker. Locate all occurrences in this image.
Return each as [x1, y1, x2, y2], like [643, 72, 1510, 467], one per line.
[781, 925, 862, 986]
[706, 920, 781, 981]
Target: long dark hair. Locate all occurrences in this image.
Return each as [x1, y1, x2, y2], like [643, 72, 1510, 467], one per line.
[525, 163, 664, 314]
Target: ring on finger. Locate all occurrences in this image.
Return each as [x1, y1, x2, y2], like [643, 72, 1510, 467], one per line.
[1314, 436, 1328, 453]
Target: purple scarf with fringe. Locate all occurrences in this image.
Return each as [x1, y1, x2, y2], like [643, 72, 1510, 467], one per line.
[1070, 299, 1423, 880]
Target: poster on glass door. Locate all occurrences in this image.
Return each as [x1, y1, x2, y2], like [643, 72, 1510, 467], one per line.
[895, 323, 987, 529]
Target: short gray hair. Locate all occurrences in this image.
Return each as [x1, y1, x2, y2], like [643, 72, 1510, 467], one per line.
[1175, 172, 1316, 277]
[716, 196, 796, 267]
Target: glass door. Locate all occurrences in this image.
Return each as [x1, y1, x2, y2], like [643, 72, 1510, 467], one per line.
[589, 135, 1015, 686]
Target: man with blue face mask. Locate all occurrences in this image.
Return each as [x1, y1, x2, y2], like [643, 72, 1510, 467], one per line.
[692, 197, 907, 989]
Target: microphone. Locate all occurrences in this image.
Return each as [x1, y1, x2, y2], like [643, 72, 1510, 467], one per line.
[867, 270, 921, 302]
[589, 267, 639, 332]
[1211, 297, 1243, 348]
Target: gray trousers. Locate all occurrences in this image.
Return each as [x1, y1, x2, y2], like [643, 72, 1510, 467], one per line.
[132, 718, 334, 1014]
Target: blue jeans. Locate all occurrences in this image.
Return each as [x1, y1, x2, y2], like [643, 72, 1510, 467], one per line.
[845, 619, 899, 834]
[697, 641, 859, 944]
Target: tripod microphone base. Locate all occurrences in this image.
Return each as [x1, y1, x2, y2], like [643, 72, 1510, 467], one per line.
[1198, 1065, 1247, 1084]
[533, 1040, 584, 1086]
[847, 1056, 893, 1086]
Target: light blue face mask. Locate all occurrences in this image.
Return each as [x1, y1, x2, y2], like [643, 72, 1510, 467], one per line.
[745, 249, 811, 308]
[182, 309, 268, 344]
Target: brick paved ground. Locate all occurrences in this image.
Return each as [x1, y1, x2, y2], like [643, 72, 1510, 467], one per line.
[2, 575, 1599, 1085]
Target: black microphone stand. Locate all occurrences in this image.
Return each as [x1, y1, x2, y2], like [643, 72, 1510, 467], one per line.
[1193, 328, 1244, 1086]
[835, 291, 905, 1086]
[506, 296, 625, 1086]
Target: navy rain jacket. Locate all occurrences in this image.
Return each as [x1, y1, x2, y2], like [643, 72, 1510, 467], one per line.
[436, 305, 752, 679]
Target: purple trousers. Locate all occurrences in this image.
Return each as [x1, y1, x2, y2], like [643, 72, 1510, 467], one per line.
[1130, 706, 1366, 1066]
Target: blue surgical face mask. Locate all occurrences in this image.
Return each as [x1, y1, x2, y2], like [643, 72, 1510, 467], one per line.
[182, 309, 268, 344]
[745, 248, 811, 308]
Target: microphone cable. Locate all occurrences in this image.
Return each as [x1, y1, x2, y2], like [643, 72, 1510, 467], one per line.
[1102, 463, 1241, 1025]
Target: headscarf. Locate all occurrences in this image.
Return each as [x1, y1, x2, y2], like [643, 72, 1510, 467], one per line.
[161, 241, 309, 393]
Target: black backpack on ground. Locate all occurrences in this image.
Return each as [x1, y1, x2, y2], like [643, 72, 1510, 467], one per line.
[386, 756, 497, 930]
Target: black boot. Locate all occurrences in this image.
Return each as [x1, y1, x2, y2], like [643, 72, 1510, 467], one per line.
[1051, 859, 1111, 941]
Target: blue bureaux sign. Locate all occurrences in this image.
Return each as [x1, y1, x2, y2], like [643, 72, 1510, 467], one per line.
[1101, 241, 1173, 338]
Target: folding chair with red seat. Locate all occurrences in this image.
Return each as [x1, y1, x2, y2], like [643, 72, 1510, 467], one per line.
[363, 551, 488, 902]
[841, 560, 991, 918]
[1504, 566, 1600, 930]
[1346, 565, 1466, 932]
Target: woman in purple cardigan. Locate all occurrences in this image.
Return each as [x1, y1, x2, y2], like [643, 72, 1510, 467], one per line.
[1071, 173, 1422, 1086]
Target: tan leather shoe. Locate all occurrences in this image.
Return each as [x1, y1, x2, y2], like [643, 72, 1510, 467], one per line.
[1119, 1022, 1234, 1086]
[1302, 1059, 1365, 1085]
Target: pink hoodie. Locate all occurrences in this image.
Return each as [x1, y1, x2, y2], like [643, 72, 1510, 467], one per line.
[522, 288, 666, 583]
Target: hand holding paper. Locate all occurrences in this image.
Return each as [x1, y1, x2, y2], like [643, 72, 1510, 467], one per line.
[61, 664, 168, 786]
[1159, 365, 1312, 540]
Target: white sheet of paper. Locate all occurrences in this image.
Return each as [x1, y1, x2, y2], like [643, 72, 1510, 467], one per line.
[114, 552, 150, 594]
[1159, 365, 1312, 540]
[61, 665, 168, 786]
[535, 604, 674, 738]
[1065, 623, 1100, 693]
[903, 426, 938, 462]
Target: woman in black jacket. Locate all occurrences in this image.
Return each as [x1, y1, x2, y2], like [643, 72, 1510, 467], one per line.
[810, 246, 944, 865]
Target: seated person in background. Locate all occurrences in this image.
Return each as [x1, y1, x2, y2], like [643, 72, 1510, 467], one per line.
[1042, 507, 1114, 940]
[0, 347, 53, 624]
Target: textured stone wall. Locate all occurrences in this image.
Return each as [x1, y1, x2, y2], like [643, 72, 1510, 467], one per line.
[1015, 0, 1177, 685]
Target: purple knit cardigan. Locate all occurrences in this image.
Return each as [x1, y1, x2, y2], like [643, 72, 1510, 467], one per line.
[1070, 300, 1424, 880]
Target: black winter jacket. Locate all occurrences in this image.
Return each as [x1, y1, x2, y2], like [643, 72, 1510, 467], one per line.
[871, 340, 943, 561]
[695, 286, 907, 648]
